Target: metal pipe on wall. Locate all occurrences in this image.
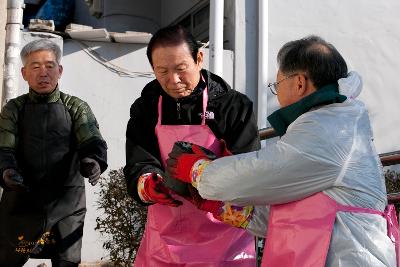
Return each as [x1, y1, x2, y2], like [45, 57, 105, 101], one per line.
[209, 0, 224, 77]
[257, 0, 268, 129]
[1, 0, 24, 200]
[0, 0, 7, 107]
[2, 0, 24, 107]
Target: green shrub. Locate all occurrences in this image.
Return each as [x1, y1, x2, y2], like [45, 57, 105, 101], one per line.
[385, 169, 400, 213]
[95, 168, 147, 266]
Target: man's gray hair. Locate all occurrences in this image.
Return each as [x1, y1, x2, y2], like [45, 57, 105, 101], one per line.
[20, 39, 62, 66]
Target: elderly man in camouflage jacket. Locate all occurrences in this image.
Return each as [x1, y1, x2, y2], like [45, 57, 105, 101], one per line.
[0, 39, 108, 267]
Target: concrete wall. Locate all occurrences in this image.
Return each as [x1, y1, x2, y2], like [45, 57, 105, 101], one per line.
[223, 0, 400, 154]
[265, 0, 400, 154]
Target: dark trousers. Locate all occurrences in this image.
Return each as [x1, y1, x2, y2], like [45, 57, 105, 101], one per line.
[0, 215, 84, 267]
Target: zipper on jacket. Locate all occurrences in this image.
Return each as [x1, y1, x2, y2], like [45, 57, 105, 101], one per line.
[176, 102, 181, 120]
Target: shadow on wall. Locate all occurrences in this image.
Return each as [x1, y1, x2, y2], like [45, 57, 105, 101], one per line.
[63, 39, 148, 62]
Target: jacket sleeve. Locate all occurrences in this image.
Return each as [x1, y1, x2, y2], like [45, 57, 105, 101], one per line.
[65, 95, 108, 173]
[198, 114, 341, 206]
[0, 99, 21, 187]
[123, 98, 164, 204]
[216, 92, 261, 154]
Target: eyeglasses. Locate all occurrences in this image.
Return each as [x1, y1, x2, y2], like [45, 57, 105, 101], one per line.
[267, 73, 299, 95]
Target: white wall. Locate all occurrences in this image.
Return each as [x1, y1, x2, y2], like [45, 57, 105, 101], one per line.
[263, 0, 400, 154]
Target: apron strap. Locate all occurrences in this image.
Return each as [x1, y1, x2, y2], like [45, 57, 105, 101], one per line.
[157, 95, 162, 125]
[201, 75, 208, 125]
[337, 201, 399, 248]
[157, 74, 209, 126]
[336, 202, 385, 216]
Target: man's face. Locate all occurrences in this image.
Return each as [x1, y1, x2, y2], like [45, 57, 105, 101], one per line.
[21, 50, 63, 94]
[151, 42, 203, 99]
[276, 70, 301, 108]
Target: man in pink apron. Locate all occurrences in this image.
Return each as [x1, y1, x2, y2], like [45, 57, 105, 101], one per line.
[166, 36, 398, 266]
[124, 25, 260, 266]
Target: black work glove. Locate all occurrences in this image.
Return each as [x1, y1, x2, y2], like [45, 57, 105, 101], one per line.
[165, 141, 216, 196]
[80, 157, 101, 186]
[2, 169, 29, 191]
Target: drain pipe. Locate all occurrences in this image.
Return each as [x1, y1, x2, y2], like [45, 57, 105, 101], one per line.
[0, 0, 23, 200]
[257, 0, 268, 129]
[209, 0, 224, 77]
[2, 0, 24, 107]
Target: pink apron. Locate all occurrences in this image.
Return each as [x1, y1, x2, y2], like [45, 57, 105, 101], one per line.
[133, 87, 256, 267]
[262, 192, 399, 267]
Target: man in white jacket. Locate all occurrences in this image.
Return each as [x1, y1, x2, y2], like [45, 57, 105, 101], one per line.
[166, 35, 397, 267]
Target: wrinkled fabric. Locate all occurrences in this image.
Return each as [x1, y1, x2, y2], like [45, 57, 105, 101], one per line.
[262, 192, 398, 267]
[197, 74, 396, 266]
[134, 88, 256, 266]
[267, 83, 346, 136]
[124, 69, 260, 204]
[0, 88, 107, 265]
[338, 71, 362, 99]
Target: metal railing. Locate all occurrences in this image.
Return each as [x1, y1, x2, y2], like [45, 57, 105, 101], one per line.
[258, 127, 400, 203]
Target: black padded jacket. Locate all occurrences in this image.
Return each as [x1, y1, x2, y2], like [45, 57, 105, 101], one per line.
[124, 69, 260, 205]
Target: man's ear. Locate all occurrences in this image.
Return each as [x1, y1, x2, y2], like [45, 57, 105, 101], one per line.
[196, 51, 204, 68]
[21, 67, 27, 81]
[58, 64, 63, 76]
[295, 74, 308, 96]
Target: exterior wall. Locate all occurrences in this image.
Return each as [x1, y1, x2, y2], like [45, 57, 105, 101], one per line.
[266, 0, 400, 154]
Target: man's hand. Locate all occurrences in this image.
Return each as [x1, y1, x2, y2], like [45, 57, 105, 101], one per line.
[187, 186, 253, 229]
[166, 141, 216, 184]
[2, 169, 29, 191]
[220, 139, 233, 156]
[187, 186, 223, 214]
[138, 173, 183, 207]
[80, 157, 101, 186]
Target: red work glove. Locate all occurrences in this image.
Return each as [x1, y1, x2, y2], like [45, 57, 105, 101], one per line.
[166, 141, 216, 184]
[187, 186, 223, 215]
[188, 186, 254, 229]
[220, 139, 233, 156]
[137, 173, 182, 207]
